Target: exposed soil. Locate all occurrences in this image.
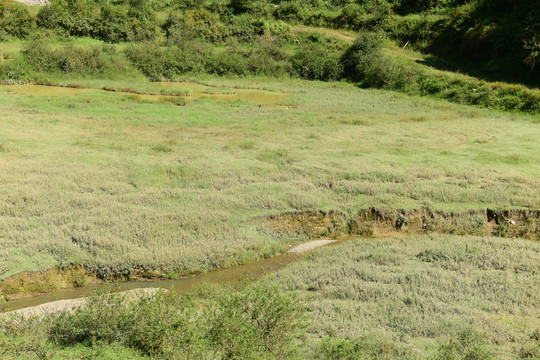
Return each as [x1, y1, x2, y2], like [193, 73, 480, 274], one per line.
[265, 210, 347, 239]
[287, 240, 338, 253]
[268, 208, 539, 241]
[4, 288, 166, 319]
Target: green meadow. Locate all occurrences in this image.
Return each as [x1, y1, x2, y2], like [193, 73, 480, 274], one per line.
[1, 76, 538, 282]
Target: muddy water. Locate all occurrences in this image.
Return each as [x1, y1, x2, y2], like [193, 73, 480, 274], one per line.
[0, 83, 290, 106]
[5, 252, 303, 311]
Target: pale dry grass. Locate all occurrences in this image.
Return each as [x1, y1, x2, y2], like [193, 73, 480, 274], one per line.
[268, 234, 540, 359]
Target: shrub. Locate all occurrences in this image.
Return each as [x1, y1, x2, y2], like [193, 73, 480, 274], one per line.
[36, 0, 158, 42]
[227, 14, 266, 42]
[48, 283, 306, 358]
[125, 41, 211, 79]
[318, 336, 414, 360]
[36, 0, 99, 38]
[207, 282, 307, 359]
[21, 38, 117, 76]
[336, 3, 365, 29]
[274, 1, 308, 23]
[166, 8, 228, 43]
[434, 328, 494, 360]
[291, 44, 344, 81]
[0, 0, 36, 39]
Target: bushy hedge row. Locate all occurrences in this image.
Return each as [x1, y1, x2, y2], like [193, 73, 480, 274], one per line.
[5, 283, 306, 359]
[36, 0, 158, 42]
[125, 37, 294, 79]
[0, 0, 36, 39]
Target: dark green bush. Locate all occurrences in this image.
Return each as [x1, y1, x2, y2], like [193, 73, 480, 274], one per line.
[207, 283, 306, 359]
[125, 41, 211, 80]
[166, 8, 228, 43]
[37, 0, 99, 38]
[291, 44, 344, 81]
[0, 0, 36, 39]
[36, 0, 158, 42]
[317, 336, 414, 360]
[336, 3, 366, 29]
[274, 1, 309, 23]
[227, 14, 266, 42]
[434, 328, 494, 360]
[21, 38, 119, 76]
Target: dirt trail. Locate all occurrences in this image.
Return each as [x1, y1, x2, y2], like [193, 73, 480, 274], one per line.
[293, 25, 356, 43]
[287, 240, 338, 253]
[4, 288, 166, 318]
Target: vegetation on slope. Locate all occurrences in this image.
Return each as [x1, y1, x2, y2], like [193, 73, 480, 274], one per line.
[1, 0, 539, 113]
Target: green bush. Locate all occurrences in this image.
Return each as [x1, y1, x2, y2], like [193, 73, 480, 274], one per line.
[207, 282, 306, 359]
[317, 336, 414, 360]
[166, 8, 228, 43]
[0, 0, 36, 39]
[342, 31, 423, 89]
[37, 0, 99, 38]
[36, 0, 158, 42]
[21, 38, 121, 76]
[227, 14, 266, 42]
[274, 1, 309, 23]
[48, 283, 306, 358]
[125, 41, 211, 80]
[336, 3, 366, 29]
[434, 329, 494, 360]
[291, 44, 344, 81]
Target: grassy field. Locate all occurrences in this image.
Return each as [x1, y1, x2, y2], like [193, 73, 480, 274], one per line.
[0, 75, 539, 283]
[267, 234, 540, 359]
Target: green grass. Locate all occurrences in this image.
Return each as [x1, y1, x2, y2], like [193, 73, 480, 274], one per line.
[0, 76, 538, 280]
[267, 234, 540, 359]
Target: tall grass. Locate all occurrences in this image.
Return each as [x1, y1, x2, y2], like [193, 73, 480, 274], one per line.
[0, 76, 538, 285]
[268, 234, 540, 359]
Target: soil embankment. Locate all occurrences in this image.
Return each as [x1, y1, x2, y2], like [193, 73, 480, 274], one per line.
[267, 208, 539, 240]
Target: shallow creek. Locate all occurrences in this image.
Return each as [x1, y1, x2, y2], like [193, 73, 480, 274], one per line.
[5, 240, 344, 312]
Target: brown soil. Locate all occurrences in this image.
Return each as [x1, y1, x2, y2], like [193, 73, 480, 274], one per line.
[0, 266, 98, 300]
[265, 210, 347, 239]
[4, 288, 166, 319]
[266, 208, 539, 241]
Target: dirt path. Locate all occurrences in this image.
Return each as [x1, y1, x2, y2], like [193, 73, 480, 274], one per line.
[293, 25, 356, 43]
[287, 239, 338, 253]
[4, 288, 166, 319]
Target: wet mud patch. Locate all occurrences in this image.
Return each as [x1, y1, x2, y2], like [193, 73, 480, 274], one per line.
[0, 83, 291, 107]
